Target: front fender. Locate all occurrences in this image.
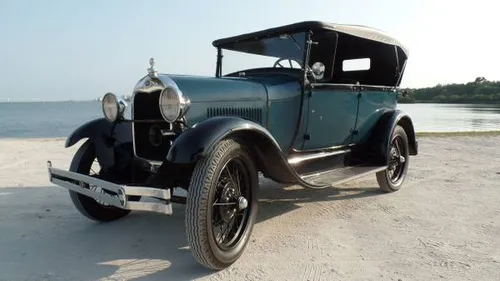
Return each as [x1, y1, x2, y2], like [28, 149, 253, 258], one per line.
[368, 110, 418, 164]
[65, 118, 132, 169]
[167, 117, 281, 164]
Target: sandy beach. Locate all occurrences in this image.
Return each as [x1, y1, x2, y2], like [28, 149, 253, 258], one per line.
[0, 136, 499, 281]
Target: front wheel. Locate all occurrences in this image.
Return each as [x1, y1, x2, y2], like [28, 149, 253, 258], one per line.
[376, 125, 410, 192]
[185, 139, 258, 270]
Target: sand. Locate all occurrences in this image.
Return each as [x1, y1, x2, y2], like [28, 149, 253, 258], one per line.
[0, 136, 499, 281]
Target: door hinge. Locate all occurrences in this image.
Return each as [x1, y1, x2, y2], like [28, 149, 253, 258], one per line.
[304, 134, 311, 140]
[350, 129, 359, 135]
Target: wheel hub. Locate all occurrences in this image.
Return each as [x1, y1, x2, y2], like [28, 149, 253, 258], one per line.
[237, 196, 248, 211]
[399, 155, 406, 163]
[219, 182, 237, 222]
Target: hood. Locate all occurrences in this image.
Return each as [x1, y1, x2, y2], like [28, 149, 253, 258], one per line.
[133, 72, 300, 102]
[168, 74, 267, 103]
[132, 73, 302, 126]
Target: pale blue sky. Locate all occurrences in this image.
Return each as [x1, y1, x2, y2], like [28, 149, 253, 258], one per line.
[0, 0, 498, 101]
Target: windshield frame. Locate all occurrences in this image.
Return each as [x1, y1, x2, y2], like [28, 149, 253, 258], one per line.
[215, 31, 309, 78]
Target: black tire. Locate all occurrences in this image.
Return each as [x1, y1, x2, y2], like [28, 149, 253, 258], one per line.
[69, 140, 132, 222]
[376, 125, 410, 192]
[186, 139, 259, 270]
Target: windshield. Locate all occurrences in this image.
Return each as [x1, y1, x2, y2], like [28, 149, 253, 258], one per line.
[218, 32, 306, 75]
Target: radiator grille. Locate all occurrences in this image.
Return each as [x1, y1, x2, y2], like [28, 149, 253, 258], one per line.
[207, 107, 262, 124]
[133, 91, 171, 161]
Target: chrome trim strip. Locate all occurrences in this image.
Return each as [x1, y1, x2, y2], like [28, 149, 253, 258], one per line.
[47, 161, 172, 215]
[288, 149, 349, 165]
[291, 143, 355, 153]
[310, 82, 397, 91]
[131, 88, 138, 159]
[310, 82, 359, 87]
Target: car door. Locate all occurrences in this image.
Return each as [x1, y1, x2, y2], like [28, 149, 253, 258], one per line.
[301, 85, 359, 150]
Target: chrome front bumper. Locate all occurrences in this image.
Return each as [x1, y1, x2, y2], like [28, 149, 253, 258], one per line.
[47, 161, 172, 215]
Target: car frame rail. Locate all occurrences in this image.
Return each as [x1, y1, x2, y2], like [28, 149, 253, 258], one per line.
[46, 161, 172, 215]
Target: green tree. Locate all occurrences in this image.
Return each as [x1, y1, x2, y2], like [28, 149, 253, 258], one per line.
[403, 77, 500, 103]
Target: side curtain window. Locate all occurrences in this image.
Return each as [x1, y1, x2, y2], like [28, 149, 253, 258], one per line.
[330, 33, 401, 86]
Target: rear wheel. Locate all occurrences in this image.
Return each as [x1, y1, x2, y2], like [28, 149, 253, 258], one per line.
[185, 139, 258, 270]
[69, 140, 133, 222]
[376, 125, 410, 192]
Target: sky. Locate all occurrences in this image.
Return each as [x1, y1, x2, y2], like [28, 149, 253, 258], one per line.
[0, 0, 498, 101]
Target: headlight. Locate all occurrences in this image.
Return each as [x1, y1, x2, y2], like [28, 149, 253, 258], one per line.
[102, 92, 127, 122]
[159, 87, 190, 123]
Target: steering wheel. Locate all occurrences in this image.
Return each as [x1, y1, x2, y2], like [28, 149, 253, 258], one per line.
[273, 58, 323, 81]
[273, 58, 314, 73]
[273, 58, 301, 68]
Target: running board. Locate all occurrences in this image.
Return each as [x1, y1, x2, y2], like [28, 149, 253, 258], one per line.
[300, 165, 387, 187]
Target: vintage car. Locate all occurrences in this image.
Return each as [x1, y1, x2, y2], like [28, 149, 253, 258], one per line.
[47, 21, 418, 270]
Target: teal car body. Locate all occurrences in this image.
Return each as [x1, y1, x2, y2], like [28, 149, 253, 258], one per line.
[63, 20, 419, 187]
[161, 71, 401, 153]
[49, 21, 419, 270]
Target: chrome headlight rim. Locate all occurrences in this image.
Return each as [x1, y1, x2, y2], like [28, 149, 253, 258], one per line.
[101, 92, 128, 122]
[158, 86, 190, 123]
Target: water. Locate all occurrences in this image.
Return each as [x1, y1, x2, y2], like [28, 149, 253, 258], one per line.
[0, 101, 102, 138]
[398, 103, 500, 132]
[0, 102, 499, 138]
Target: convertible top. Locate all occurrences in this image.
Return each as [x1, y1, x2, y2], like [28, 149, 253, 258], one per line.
[212, 21, 408, 56]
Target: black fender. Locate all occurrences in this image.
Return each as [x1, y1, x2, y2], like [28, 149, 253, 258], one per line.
[166, 116, 325, 188]
[65, 118, 133, 169]
[167, 116, 282, 163]
[366, 109, 418, 165]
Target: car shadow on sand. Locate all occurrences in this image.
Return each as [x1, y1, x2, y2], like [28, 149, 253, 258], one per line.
[0, 182, 384, 280]
[256, 179, 385, 224]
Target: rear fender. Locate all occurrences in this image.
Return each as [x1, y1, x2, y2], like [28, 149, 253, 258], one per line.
[65, 118, 133, 169]
[365, 110, 418, 164]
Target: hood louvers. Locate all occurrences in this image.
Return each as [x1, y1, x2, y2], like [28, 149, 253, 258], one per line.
[207, 107, 262, 124]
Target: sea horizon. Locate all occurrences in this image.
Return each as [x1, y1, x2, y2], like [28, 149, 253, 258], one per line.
[0, 99, 99, 103]
[0, 101, 499, 138]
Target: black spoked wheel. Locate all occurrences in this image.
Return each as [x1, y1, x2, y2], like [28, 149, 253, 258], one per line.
[69, 140, 135, 222]
[376, 125, 410, 192]
[186, 139, 258, 270]
[212, 157, 252, 250]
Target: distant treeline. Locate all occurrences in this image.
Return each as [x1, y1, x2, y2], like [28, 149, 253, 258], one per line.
[398, 77, 500, 103]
